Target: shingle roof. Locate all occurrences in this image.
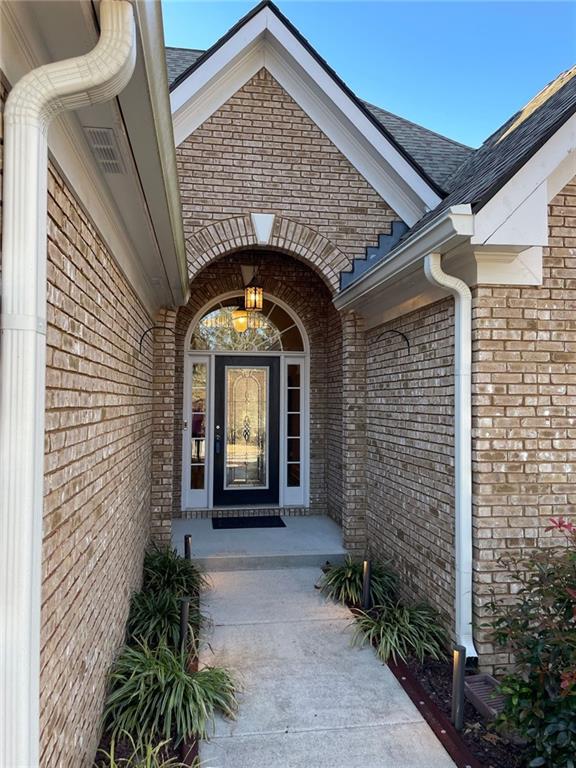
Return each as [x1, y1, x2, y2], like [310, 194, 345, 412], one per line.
[165, 47, 204, 86]
[400, 64, 576, 242]
[363, 103, 473, 191]
[165, 46, 473, 193]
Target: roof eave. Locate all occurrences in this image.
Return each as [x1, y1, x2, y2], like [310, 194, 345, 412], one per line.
[333, 205, 474, 312]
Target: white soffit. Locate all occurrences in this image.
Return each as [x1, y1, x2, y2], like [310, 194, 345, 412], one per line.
[170, 6, 442, 226]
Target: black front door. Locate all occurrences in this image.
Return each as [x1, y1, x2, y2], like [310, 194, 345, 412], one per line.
[213, 356, 280, 506]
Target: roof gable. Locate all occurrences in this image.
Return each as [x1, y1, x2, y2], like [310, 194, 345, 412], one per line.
[168, 0, 444, 226]
[165, 45, 473, 193]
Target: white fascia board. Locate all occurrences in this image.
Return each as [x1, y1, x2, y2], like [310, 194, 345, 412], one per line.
[1, 0, 180, 315]
[263, 42, 425, 225]
[170, 12, 267, 114]
[124, 0, 189, 306]
[333, 205, 474, 312]
[170, 6, 441, 225]
[473, 113, 576, 247]
[265, 13, 441, 214]
[172, 41, 265, 146]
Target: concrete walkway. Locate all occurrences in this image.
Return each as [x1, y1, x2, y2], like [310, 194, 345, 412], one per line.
[199, 567, 456, 768]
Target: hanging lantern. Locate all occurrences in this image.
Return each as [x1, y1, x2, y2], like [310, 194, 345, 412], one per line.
[244, 279, 263, 312]
[231, 309, 248, 333]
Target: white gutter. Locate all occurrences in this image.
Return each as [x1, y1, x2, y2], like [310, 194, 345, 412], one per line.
[0, 3, 136, 765]
[424, 253, 478, 660]
[334, 205, 473, 312]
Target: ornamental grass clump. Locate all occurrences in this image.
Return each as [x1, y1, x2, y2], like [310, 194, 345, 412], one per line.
[352, 601, 448, 664]
[94, 732, 189, 767]
[488, 517, 576, 768]
[142, 547, 207, 598]
[126, 589, 202, 650]
[103, 642, 237, 746]
[319, 556, 398, 608]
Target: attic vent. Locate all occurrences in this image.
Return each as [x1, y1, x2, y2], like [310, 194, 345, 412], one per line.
[83, 127, 124, 174]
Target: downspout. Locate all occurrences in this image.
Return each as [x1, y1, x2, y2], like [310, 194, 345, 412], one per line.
[0, 3, 136, 765]
[424, 253, 478, 660]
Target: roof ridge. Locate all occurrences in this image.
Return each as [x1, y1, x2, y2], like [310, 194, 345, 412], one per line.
[363, 100, 474, 151]
[166, 45, 205, 53]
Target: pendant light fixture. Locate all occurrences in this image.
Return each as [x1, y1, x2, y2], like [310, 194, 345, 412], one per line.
[231, 309, 249, 333]
[244, 277, 263, 312]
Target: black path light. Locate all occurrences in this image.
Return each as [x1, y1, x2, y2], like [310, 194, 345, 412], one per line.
[362, 558, 372, 610]
[184, 534, 192, 561]
[451, 644, 466, 731]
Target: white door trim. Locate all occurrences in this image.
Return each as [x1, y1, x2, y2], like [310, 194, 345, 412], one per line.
[181, 291, 310, 511]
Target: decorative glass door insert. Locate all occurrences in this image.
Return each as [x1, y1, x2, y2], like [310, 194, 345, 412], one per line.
[213, 356, 280, 506]
[225, 367, 268, 489]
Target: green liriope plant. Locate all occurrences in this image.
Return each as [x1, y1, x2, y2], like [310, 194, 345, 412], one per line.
[352, 602, 448, 664]
[103, 642, 237, 745]
[126, 589, 202, 650]
[319, 556, 398, 608]
[143, 547, 208, 598]
[94, 732, 189, 767]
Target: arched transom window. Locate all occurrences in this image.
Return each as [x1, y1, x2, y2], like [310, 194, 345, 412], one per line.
[189, 296, 304, 352]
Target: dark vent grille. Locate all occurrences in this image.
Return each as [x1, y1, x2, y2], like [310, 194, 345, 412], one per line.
[83, 127, 124, 174]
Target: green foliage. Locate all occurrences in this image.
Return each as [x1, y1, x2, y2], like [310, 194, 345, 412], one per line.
[103, 642, 237, 745]
[319, 556, 398, 608]
[352, 602, 448, 664]
[94, 732, 188, 767]
[488, 518, 576, 768]
[143, 548, 207, 598]
[126, 590, 202, 650]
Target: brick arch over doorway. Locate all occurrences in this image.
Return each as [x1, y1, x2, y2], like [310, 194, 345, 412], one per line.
[185, 214, 349, 293]
[150, 249, 367, 555]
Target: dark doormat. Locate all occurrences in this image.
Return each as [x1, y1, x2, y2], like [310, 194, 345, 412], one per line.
[212, 515, 286, 529]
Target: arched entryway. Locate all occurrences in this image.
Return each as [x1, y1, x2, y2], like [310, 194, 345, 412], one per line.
[182, 291, 310, 510]
[172, 248, 344, 520]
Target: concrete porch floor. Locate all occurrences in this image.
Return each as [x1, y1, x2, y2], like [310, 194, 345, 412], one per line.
[171, 514, 347, 571]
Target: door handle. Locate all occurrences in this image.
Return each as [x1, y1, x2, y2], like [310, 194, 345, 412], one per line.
[215, 435, 222, 455]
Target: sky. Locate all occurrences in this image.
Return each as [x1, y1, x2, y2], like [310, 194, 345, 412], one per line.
[161, 1, 576, 148]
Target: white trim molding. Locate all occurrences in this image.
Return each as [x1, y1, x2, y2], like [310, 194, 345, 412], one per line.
[0, 3, 136, 764]
[424, 254, 478, 660]
[182, 291, 310, 511]
[170, 5, 442, 225]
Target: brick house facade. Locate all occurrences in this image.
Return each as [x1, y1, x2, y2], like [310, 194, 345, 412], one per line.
[1, 1, 576, 765]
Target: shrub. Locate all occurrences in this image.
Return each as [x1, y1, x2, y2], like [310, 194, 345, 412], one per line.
[103, 642, 237, 745]
[488, 517, 576, 768]
[94, 732, 188, 767]
[126, 590, 202, 650]
[352, 602, 448, 663]
[143, 548, 207, 598]
[319, 556, 398, 608]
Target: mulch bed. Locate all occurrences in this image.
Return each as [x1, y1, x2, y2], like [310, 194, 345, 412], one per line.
[95, 732, 197, 767]
[406, 658, 527, 768]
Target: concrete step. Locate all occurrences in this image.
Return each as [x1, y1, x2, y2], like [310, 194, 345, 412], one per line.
[193, 551, 345, 571]
[172, 515, 347, 572]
